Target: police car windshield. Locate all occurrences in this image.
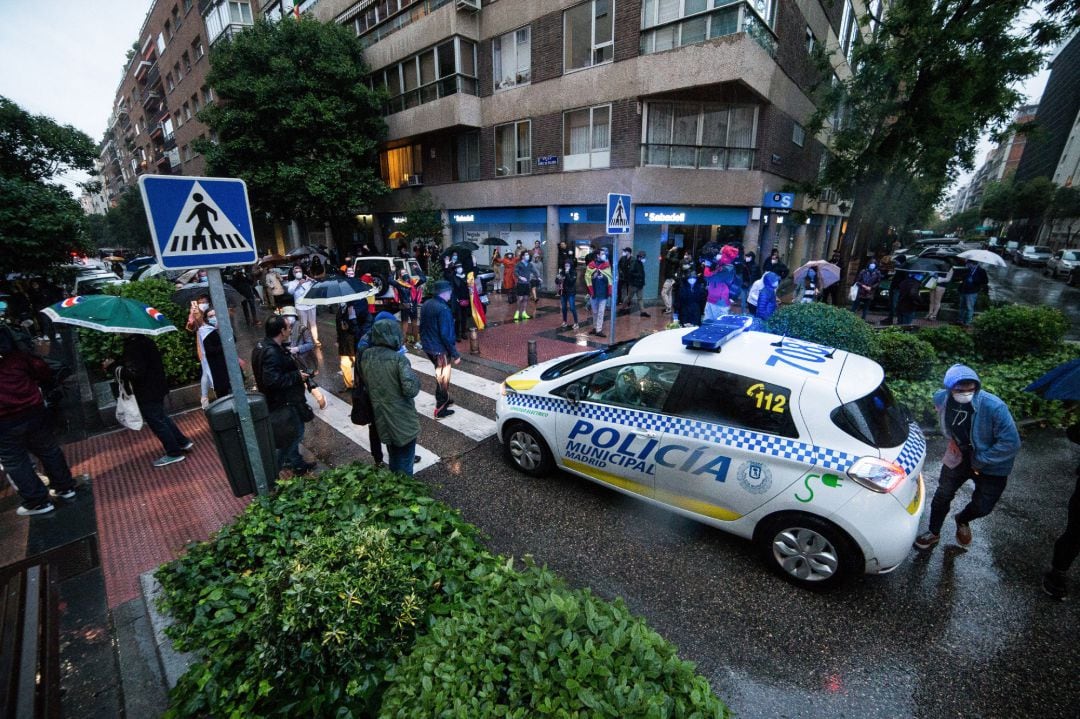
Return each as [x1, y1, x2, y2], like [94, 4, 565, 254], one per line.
[540, 339, 640, 380]
[830, 382, 909, 448]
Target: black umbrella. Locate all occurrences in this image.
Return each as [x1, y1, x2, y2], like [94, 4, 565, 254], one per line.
[898, 258, 952, 275]
[171, 283, 243, 308]
[448, 241, 479, 254]
[480, 237, 509, 246]
[301, 276, 376, 306]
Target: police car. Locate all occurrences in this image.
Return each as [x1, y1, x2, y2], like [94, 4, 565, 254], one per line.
[496, 317, 926, 589]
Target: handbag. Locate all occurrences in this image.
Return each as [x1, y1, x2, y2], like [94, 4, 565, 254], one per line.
[114, 368, 143, 431]
[925, 275, 939, 291]
[350, 353, 375, 425]
[848, 283, 859, 302]
[269, 405, 300, 448]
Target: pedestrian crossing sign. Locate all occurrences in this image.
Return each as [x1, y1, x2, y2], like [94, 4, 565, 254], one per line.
[138, 175, 258, 270]
[606, 193, 631, 234]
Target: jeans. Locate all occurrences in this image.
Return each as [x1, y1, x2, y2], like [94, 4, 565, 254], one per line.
[625, 286, 643, 314]
[851, 297, 872, 320]
[0, 405, 75, 504]
[560, 293, 579, 324]
[661, 279, 674, 312]
[427, 353, 452, 412]
[927, 457, 1008, 535]
[387, 439, 417, 476]
[591, 298, 607, 333]
[137, 398, 191, 457]
[959, 292, 978, 325]
[704, 302, 729, 321]
[898, 311, 915, 325]
[274, 406, 305, 471]
[1052, 469, 1080, 572]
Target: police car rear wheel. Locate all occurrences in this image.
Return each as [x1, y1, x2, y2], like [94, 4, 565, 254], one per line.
[503, 423, 554, 477]
[759, 515, 859, 589]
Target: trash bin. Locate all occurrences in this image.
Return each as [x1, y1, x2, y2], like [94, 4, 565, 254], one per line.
[206, 393, 277, 497]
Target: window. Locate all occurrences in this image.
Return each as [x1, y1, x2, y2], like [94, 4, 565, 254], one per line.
[229, 0, 253, 23]
[164, 20, 172, 41]
[174, 62, 182, 82]
[792, 123, 805, 147]
[191, 93, 200, 113]
[379, 144, 422, 189]
[640, 0, 751, 53]
[192, 36, 204, 61]
[453, 132, 480, 181]
[673, 368, 799, 438]
[182, 52, 191, 73]
[165, 72, 175, 92]
[643, 102, 757, 170]
[379, 37, 478, 114]
[563, 105, 610, 171]
[495, 121, 531, 176]
[830, 382, 907, 448]
[172, 5, 181, 28]
[156, 32, 167, 54]
[162, 117, 174, 138]
[183, 102, 192, 121]
[805, 25, 815, 54]
[542, 339, 641, 380]
[182, 144, 192, 162]
[174, 110, 182, 128]
[564, 0, 613, 72]
[494, 27, 531, 91]
[202, 85, 214, 105]
[183, 0, 193, 12]
[569, 363, 683, 413]
[839, 1, 858, 62]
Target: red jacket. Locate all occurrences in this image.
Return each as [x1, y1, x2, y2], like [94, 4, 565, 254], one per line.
[0, 350, 50, 419]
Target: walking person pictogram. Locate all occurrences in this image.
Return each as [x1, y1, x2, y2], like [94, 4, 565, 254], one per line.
[611, 198, 628, 228]
[187, 193, 224, 249]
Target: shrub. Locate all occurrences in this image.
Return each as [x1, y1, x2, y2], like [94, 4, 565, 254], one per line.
[915, 325, 975, 360]
[972, 305, 1068, 360]
[765, 302, 876, 356]
[872, 331, 937, 380]
[378, 560, 728, 719]
[77, 279, 199, 386]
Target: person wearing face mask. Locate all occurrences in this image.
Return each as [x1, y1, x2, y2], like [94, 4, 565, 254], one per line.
[200, 309, 232, 399]
[555, 260, 579, 330]
[673, 267, 707, 327]
[278, 306, 316, 373]
[449, 264, 471, 340]
[187, 297, 213, 408]
[496, 250, 518, 303]
[850, 261, 882, 320]
[661, 243, 680, 315]
[914, 364, 1020, 551]
[419, 281, 461, 419]
[625, 251, 649, 317]
[616, 248, 634, 308]
[585, 250, 613, 337]
[957, 259, 989, 326]
[513, 252, 540, 322]
[287, 266, 319, 346]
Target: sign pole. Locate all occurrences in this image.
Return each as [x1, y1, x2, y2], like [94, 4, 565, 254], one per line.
[605, 192, 632, 346]
[207, 268, 270, 496]
[608, 233, 620, 345]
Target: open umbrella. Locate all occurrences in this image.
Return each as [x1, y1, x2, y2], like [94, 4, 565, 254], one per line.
[901, 258, 953, 275]
[171, 282, 243, 308]
[448, 241, 479, 253]
[1024, 358, 1080, 401]
[958, 249, 1007, 267]
[286, 245, 328, 261]
[389, 231, 407, 240]
[258, 254, 288, 267]
[103, 255, 125, 262]
[43, 295, 177, 336]
[792, 260, 841, 288]
[301, 276, 377, 306]
[480, 237, 509, 246]
[175, 268, 203, 285]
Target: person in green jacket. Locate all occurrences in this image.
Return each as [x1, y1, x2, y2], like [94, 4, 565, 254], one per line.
[359, 318, 420, 475]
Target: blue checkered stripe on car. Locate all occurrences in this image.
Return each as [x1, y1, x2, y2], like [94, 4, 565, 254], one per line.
[506, 393, 860, 473]
[894, 423, 927, 475]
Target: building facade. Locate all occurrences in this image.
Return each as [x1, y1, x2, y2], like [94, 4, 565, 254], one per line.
[311, 0, 858, 295]
[1015, 33, 1080, 186]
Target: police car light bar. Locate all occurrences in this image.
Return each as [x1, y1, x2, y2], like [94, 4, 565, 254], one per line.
[682, 315, 754, 351]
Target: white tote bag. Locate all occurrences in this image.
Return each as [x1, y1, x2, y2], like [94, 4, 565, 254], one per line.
[114, 368, 143, 431]
[848, 283, 860, 302]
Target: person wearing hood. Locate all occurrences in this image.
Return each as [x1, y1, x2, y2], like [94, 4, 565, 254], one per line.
[513, 251, 541, 322]
[673, 269, 707, 327]
[360, 318, 421, 476]
[586, 249, 613, 337]
[356, 311, 402, 467]
[895, 271, 923, 325]
[958, 259, 989, 326]
[278, 306, 316, 374]
[702, 245, 741, 321]
[448, 263, 471, 339]
[419, 280, 461, 418]
[496, 250, 518, 301]
[914, 364, 1021, 551]
[850, 261, 882, 320]
[754, 271, 780, 320]
[799, 268, 820, 304]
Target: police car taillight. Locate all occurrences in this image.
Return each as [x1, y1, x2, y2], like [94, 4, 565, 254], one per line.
[846, 457, 906, 493]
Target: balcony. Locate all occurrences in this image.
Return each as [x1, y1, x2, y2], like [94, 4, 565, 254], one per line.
[141, 88, 164, 110]
[149, 122, 164, 142]
[640, 0, 777, 58]
[133, 59, 154, 82]
[640, 144, 756, 171]
[144, 62, 162, 90]
[383, 73, 478, 115]
[163, 131, 177, 150]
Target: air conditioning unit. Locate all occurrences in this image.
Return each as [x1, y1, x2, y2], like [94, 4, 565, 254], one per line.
[406, 174, 423, 186]
[456, 0, 480, 12]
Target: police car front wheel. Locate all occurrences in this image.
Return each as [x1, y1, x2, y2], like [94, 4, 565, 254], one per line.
[757, 515, 861, 589]
[503, 422, 554, 477]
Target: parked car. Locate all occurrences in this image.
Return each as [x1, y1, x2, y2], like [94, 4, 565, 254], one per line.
[1045, 249, 1080, 279]
[872, 250, 967, 310]
[1015, 245, 1052, 267]
[72, 272, 126, 296]
[992, 240, 1019, 259]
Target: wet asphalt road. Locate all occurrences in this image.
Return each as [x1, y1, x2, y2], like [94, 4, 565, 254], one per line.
[987, 262, 1080, 340]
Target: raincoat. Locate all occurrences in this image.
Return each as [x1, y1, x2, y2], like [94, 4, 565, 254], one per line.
[360, 319, 420, 448]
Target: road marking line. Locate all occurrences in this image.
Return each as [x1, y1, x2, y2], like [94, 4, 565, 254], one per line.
[406, 353, 506, 399]
[413, 390, 496, 441]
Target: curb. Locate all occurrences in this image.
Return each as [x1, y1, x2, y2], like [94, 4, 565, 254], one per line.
[139, 571, 198, 690]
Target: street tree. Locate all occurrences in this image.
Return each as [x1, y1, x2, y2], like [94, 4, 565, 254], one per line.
[808, 0, 1051, 277]
[196, 17, 387, 232]
[105, 188, 153, 253]
[1011, 176, 1056, 241]
[400, 191, 447, 246]
[981, 179, 1016, 225]
[0, 96, 96, 276]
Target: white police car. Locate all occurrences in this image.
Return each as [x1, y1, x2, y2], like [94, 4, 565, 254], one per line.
[496, 317, 926, 589]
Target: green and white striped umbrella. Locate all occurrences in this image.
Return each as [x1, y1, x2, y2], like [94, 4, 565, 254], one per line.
[43, 295, 177, 336]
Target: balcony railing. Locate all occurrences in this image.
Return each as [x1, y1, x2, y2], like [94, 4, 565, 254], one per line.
[383, 73, 477, 115]
[144, 62, 161, 90]
[640, 143, 756, 171]
[163, 131, 177, 150]
[141, 88, 164, 109]
[640, 0, 777, 58]
[344, 0, 454, 51]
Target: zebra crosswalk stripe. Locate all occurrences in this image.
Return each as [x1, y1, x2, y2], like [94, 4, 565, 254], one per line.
[406, 353, 504, 400]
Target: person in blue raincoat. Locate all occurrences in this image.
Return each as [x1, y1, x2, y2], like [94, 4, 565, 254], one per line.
[754, 271, 780, 321]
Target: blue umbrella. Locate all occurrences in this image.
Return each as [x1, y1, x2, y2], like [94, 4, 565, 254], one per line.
[1024, 358, 1080, 401]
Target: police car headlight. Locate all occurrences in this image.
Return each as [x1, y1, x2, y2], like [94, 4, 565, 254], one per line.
[500, 382, 514, 396]
[847, 457, 906, 493]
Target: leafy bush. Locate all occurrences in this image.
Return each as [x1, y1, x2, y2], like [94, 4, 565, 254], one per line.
[972, 305, 1068, 360]
[77, 279, 199, 386]
[872, 331, 936, 380]
[379, 559, 727, 719]
[765, 302, 876, 356]
[915, 325, 975, 360]
[156, 464, 729, 718]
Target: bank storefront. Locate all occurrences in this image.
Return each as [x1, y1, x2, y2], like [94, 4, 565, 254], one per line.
[633, 205, 749, 297]
[449, 207, 548, 265]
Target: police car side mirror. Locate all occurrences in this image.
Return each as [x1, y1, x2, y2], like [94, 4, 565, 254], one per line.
[566, 384, 583, 405]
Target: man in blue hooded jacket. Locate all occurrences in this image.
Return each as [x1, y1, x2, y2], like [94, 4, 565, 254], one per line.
[419, 280, 461, 418]
[914, 364, 1021, 550]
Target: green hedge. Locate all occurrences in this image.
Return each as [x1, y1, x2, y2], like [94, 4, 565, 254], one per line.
[872, 331, 936, 380]
[913, 325, 975, 360]
[77, 279, 199, 386]
[155, 465, 729, 718]
[765, 302, 876, 356]
[972, 305, 1069, 360]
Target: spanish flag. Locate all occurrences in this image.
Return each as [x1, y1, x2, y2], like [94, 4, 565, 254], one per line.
[467, 272, 486, 330]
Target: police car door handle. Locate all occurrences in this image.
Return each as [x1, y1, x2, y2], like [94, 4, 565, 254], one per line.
[636, 430, 660, 439]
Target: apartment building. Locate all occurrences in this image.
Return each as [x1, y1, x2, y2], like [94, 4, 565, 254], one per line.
[98, 0, 259, 207]
[308, 0, 861, 295]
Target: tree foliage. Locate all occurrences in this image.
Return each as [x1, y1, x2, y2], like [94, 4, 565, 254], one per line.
[400, 191, 446, 244]
[105, 188, 153, 252]
[0, 96, 96, 275]
[197, 18, 388, 225]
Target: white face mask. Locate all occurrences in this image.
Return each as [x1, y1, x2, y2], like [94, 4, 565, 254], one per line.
[285, 317, 296, 327]
[207, 316, 218, 327]
[598, 254, 607, 262]
[688, 277, 697, 285]
[952, 390, 975, 404]
[456, 269, 464, 276]
[198, 302, 209, 312]
[293, 272, 302, 279]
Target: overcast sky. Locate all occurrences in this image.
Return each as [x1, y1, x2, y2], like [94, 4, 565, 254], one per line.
[0, 1, 1058, 204]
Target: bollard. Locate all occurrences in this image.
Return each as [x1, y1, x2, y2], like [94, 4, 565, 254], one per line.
[469, 326, 480, 355]
[527, 339, 538, 366]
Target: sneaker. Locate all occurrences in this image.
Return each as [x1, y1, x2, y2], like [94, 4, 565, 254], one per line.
[17, 500, 55, 516]
[293, 461, 318, 474]
[913, 532, 940, 550]
[956, 522, 972, 546]
[572, 323, 579, 330]
[663, 309, 672, 315]
[180, 440, 195, 451]
[1043, 569, 1068, 600]
[152, 454, 186, 468]
[49, 487, 77, 500]
[559, 323, 569, 330]
[522, 312, 531, 320]
[435, 408, 455, 419]
[640, 312, 651, 318]
[513, 311, 521, 322]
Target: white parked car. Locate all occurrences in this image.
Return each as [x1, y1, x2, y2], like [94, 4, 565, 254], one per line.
[1015, 245, 1052, 267]
[1045, 249, 1080, 279]
[496, 319, 926, 589]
